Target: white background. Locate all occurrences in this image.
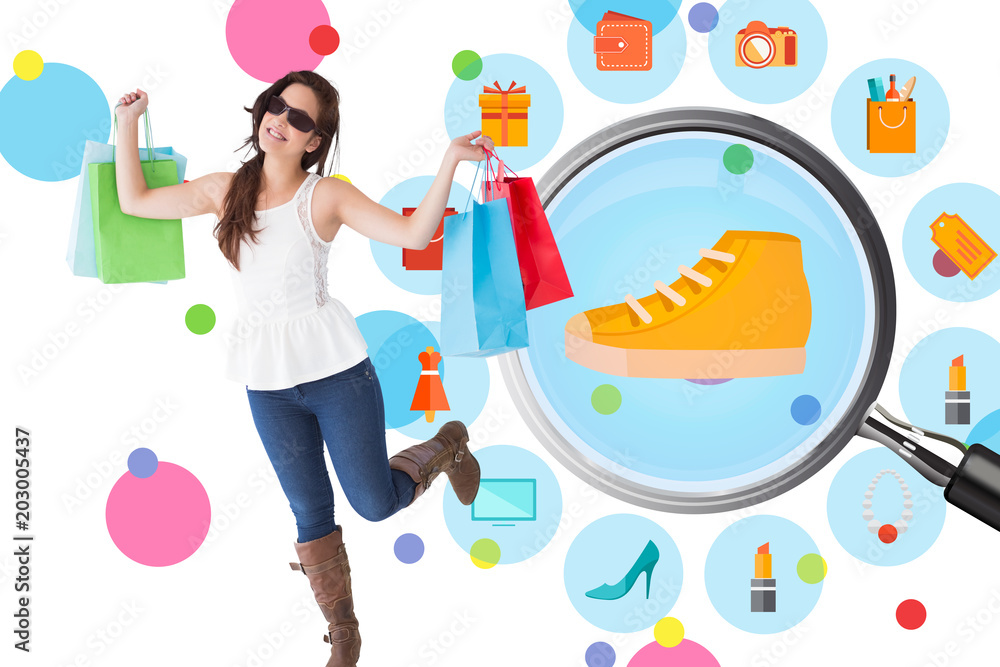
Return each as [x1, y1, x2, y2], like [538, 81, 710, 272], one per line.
[2, 0, 1000, 666]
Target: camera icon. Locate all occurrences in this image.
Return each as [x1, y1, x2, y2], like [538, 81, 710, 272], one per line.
[735, 21, 798, 69]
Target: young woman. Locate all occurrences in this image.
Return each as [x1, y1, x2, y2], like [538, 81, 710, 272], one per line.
[113, 70, 490, 667]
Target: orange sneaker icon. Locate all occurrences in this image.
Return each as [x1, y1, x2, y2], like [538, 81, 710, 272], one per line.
[564, 231, 812, 380]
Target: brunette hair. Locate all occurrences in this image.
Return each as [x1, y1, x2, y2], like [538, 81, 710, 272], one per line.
[214, 70, 340, 270]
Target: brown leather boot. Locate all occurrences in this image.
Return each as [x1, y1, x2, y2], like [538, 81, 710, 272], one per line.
[389, 420, 480, 506]
[289, 527, 361, 667]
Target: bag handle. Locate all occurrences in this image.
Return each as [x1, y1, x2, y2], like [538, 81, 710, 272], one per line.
[481, 147, 519, 202]
[111, 103, 157, 171]
[877, 105, 908, 130]
[485, 147, 518, 179]
[461, 160, 484, 213]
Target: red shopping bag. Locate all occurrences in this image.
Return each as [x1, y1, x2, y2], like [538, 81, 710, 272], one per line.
[481, 151, 573, 309]
[402, 207, 456, 270]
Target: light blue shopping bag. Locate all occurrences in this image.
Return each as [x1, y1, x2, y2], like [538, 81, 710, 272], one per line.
[66, 119, 187, 280]
[440, 164, 529, 357]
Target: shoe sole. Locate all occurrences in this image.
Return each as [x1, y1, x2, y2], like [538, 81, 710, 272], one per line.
[565, 333, 806, 379]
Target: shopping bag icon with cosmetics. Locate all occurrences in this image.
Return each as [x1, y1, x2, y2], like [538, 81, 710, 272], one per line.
[867, 73, 916, 153]
[593, 11, 652, 71]
[480, 149, 574, 310]
[401, 207, 456, 271]
[440, 162, 529, 358]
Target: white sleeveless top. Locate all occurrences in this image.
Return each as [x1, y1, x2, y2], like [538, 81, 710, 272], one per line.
[223, 172, 369, 390]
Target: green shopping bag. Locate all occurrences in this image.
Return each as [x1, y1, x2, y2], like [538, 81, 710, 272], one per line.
[90, 108, 185, 283]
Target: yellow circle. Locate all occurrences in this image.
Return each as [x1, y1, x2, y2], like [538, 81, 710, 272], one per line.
[13, 50, 43, 81]
[469, 538, 501, 569]
[653, 616, 684, 648]
[332, 173, 352, 184]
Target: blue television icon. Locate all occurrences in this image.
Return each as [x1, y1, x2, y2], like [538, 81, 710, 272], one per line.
[471, 478, 537, 526]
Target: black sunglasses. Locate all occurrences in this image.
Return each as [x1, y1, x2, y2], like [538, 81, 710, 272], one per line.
[266, 95, 319, 134]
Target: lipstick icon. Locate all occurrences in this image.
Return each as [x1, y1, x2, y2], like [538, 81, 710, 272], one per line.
[751, 543, 776, 612]
[946, 355, 970, 425]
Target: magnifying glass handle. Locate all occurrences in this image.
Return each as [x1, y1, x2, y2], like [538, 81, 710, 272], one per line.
[859, 403, 1000, 532]
[943, 444, 1000, 531]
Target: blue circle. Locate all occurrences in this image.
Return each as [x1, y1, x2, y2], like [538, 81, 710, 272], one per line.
[518, 133, 868, 488]
[585, 641, 616, 666]
[708, 0, 827, 104]
[831, 58, 950, 177]
[568, 12, 686, 103]
[689, 3, 720, 32]
[0, 62, 110, 181]
[705, 515, 821, 633]
[565, 514, 682, 633]
[443, 445, 562, 565]
[969, 409, 1000, 450]
[898, 327, 1000, 443]
[371, 176, 472, 295]
[394, 533, 425, 564]
[128, 448, 158, 479]
[790, 395, 821, 425]
[444, 53, 563, 171]
[902, 183, 1000, 303]
[569, 0, 682, 36]
[355, 311, 489, 434]
[828, 447, 947, 566]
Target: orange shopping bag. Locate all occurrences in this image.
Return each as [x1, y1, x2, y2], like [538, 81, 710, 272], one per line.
[867, 98, 915, 153]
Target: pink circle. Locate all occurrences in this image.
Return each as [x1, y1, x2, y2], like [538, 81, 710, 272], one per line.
[932, 249, 961, 277]
[106, 462, 211, 566]
[628, 639, 720, 667]
[226, 0, 330, 82]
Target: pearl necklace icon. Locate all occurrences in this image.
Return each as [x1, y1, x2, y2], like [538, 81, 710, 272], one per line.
[863, 468, 913, 544]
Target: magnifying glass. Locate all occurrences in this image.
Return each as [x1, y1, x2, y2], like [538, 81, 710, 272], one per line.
[499, 107, 1000, 531]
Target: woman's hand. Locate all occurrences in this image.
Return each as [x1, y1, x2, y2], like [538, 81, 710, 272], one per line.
[445, 131, 495, 165]
[115, 88, 148, 125]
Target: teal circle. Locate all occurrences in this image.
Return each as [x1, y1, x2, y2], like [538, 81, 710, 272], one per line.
[722, 144, 753, 174]
[827, 447, 947, 566]
[567, 13, 686, 104]
[185, 304, 216, 335]
[564, 513, 682, 632]
[371, 176, 472, 295]
[902, 183, 1000, 303]
[443, 53, 563, 172]
[898, 327, 1000, 443]
[831, 58, 950, 176]
[355, 311, 489, 433]
[705, 515, 822, 633]
[443, 445, 562, 565]
[970, 409, 1000, 449]
[0, 62, 110, 181]
[708, 0, 827, 104]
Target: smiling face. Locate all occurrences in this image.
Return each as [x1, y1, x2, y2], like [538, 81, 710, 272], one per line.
[260, 82, 322, 154]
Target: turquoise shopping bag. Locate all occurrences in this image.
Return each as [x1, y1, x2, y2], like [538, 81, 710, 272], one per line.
[440, 164, 529, 357]
[66, 140, 187, 279]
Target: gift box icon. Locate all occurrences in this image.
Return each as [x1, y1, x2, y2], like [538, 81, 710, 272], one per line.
[479, 80, 530, 147]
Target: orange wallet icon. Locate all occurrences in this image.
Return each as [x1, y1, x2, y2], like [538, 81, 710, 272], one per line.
[593, 11, 652, 71]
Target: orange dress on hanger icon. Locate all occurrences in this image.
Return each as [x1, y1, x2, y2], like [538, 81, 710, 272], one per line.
[410, 346, 450, 422]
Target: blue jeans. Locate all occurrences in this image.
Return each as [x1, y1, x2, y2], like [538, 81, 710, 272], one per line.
[246, 357, 416, 542]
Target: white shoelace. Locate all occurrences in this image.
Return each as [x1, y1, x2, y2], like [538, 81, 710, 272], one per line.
[624, 248, 736, 324]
